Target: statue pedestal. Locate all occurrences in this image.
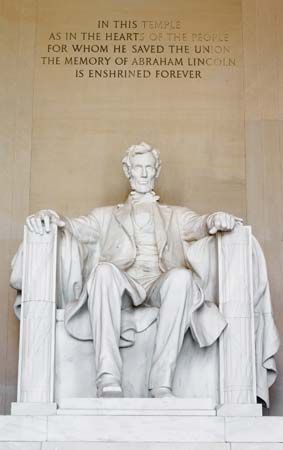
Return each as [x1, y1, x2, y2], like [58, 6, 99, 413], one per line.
[1, 406, 283, 449]
[217, 403, 262, 417]
[10, 398, 263, 418]
[11, 402, 57, 416]
[57, 397, 217, 416]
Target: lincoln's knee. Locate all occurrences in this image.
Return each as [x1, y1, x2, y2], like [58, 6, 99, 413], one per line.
[165, 268, 193, 288]
[159, 268, 195, 308]
[95, 262, 118, 279]
[87, 263, 122, 304]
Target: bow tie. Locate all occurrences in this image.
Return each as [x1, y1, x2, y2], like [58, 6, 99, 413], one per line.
[129, 191, 160, 204]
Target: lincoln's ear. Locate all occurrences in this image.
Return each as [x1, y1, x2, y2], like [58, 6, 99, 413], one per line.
[122, 163, 131, 179]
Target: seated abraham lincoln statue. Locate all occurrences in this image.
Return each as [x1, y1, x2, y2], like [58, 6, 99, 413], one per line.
[15, 142, 279, 401]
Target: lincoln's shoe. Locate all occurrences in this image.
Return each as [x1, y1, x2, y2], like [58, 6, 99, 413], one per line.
[150, 387, 175, 398]
[97, 383, 123, 398]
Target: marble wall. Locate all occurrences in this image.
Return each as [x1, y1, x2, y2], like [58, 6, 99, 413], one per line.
[0, 0, 36, 413]
[242, 0, 283, 415]
[0, 0, 282, 414]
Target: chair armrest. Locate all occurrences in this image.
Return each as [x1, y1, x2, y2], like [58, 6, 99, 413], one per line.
[217, 225, 256, 405]
[17, 224, 58, 403]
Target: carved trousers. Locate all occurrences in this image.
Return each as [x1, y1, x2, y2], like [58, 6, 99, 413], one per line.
[87, 262, 201, 390]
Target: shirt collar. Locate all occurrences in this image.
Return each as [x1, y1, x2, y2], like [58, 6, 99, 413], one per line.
[128, 191, 160, 205]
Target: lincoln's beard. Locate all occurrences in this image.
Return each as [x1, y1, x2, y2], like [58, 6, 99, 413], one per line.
[129, 177, 156, 194]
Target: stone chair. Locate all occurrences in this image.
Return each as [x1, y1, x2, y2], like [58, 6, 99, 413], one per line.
[12, 224, 261, 415]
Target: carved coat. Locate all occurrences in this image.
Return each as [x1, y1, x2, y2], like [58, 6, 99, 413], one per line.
[63, 200, 209, 272]
[62, 199, 227, 348]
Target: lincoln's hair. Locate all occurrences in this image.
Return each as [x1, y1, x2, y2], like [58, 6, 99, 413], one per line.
[122, 142, 161, 177]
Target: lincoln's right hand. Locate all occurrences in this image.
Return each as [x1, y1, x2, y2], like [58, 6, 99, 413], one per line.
[26, 209, 65, 234]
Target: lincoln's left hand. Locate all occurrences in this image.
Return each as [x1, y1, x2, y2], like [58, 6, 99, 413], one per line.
[207, 212, 243, 235]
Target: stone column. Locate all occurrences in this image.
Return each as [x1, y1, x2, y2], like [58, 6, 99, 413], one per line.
[217, 225, 262, 416]
[12, 225, 57, 415]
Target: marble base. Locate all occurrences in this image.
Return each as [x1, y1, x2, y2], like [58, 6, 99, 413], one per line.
[2, 409, 283, 447]
[57, 397, 216, 416]
[11, 402, 57, 416]
[57, 409, 216, 416]
[217, 403, 262, 417]
[61, 396, 214, 408]
[226, 417, 283, 442]
[0, 444, 231, 450]
[49, 415, 224, 442]
[2, 443, 283, 450]
[0, 416, 47, 441]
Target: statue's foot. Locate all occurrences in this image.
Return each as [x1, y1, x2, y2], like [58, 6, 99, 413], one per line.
[150, 387, 175, 398]
[97, 374, 123, 398]
[98, 384, 123, 398]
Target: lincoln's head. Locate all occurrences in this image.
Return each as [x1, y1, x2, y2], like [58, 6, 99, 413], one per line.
[122, 142, 161, 194]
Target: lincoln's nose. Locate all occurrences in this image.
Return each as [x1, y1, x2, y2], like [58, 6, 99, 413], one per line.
[141, 167, 147, 178]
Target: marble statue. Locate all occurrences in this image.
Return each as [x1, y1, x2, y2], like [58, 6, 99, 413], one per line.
[11, 142, 279, 404]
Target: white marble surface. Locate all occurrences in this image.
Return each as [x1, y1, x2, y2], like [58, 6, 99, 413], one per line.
[58, 397, 216, 416]
[0, 444, 41, 450]
[42, 444, 230, 450]
[55, 311, 220, 401]
[55, 318, 97, 399]
[47, 416, 225, 442]
[231, 445, 283, 450]
[226, 417, 283, 442]
[17, 225, 57, 403]
[0, 416, 47, 441]
[217, 404, 262, 417]
[59, 397, 216, 410]
[11, 402, 57, 416]
[57, 408, 216, 416]
[2, 415, 283, 446]
[218, 225, 256, 404]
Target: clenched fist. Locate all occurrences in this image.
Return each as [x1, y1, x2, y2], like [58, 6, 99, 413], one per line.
[207, 212, 243, 235]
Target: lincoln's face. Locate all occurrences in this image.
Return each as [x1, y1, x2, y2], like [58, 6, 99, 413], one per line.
[129, 152, 157, 194]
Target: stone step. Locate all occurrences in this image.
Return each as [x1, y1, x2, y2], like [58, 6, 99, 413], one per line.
[58, 397, 216, 411]
[0, 443, 231, 450]
[58, 397, 216, 416]
[57, 408, 216, 416]
[48, 415, 225, 442]
[1, 415, 283, 444]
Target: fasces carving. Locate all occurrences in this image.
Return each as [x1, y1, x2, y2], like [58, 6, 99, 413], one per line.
[23, 230, 57, 302]
[17, 225, 57, 403]
[218, 226, 256, 404]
